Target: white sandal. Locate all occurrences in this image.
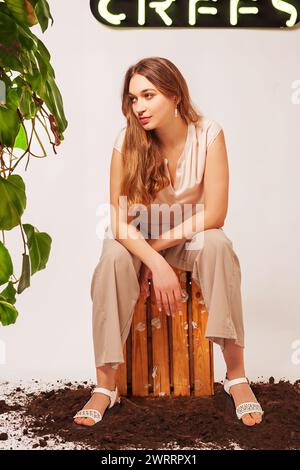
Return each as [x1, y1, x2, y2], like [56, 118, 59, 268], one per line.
[73, 385, 121, 427]
[223, 376, 264, 421]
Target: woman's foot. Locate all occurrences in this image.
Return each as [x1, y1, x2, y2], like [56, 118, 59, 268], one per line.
[226, 375, 263, 426]
[73, 386, 116, 427]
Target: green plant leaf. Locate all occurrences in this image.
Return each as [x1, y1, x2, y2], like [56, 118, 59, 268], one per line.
[0, 241, 14, 286]
[34, 0, 53, 32]
[0, 281, 17, 305]
[0, 50, 23, 72]
[4, 0, 38, 26]
[14, 123, 28, 150]
[36, 38, 54, 77]
[0, 9, 19, 47]
[0, 175, 27, 230]
[34, 49, 50, 80]
[0, 107, 20, 146]
[18, 85, 36, 118]
[23, 223, 52, 275]
[5, 87, 20, 111]
[24, 69, 45, 97]
[0, 8, 23, 71]
[16, 21, 36, 51]
[19, 49, 34, 75]
[0, 300, 18, 325]
[41, 75, 68, 135]
[17, 252, 30, 294]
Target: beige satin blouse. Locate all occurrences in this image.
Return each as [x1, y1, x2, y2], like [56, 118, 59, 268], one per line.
[105, 116, 222, 239]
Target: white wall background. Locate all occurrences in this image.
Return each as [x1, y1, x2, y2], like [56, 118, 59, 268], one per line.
[1, 0, 300, 384]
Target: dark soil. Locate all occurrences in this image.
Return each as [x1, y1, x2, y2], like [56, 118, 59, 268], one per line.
[1, 377, 300, 450]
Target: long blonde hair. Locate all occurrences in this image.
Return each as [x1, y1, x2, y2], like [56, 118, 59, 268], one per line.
[119, 57, 203, 208]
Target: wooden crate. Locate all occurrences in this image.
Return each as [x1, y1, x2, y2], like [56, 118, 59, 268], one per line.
[115, 267, 214, 397]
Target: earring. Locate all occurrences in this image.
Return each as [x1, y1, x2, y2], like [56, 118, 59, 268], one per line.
[175, 105, 178, 118]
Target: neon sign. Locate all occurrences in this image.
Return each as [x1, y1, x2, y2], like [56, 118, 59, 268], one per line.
[90, 0, 300, 28]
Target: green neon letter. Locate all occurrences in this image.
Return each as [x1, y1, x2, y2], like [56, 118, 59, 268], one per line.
[98, 0, 126, 25]
[230, 0, 259, 26]
[189, 0, 218, 26]
[138, 0, 146, 25]
[272, 0, 298, 27]
[148, 0, 176, 26]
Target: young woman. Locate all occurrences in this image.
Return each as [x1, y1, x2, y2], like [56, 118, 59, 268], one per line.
[73, 57, 264, 428]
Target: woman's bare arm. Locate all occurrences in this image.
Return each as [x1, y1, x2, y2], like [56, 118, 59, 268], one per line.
[109, 147, 162, 271]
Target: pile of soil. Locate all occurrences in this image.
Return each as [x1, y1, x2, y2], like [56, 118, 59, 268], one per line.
[1, 377, 299, 450]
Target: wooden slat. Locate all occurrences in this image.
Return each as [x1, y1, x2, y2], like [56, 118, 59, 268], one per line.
[171, 268, 190, 396]
[117, 269, 214, 397]
[150, 280, 170, 397]
[191, 279, 214, 396]
[131, 295, 149, 396]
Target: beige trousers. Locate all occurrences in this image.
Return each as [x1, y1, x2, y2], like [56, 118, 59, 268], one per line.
[90, 228, 245, 369]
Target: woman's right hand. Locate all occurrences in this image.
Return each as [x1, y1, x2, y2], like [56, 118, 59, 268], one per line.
[151, 257, 184, 317]
[138, 263, 152, 300]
